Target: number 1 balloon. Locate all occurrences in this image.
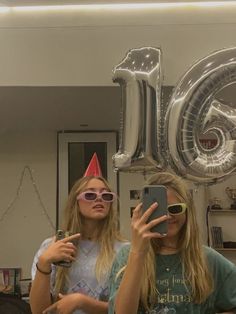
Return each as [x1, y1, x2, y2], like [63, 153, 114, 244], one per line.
[112, 47, 167, 173]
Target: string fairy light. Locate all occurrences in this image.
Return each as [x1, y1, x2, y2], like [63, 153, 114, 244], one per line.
[0, 165, 55, 231]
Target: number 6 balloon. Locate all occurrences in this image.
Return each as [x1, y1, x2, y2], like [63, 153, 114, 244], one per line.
[113, 46, 236, 183]
[166, 47, 236, 183]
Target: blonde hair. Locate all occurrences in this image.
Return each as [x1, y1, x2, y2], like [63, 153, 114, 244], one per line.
[54, 176, 123, 295]
[128, 172, 213, 310]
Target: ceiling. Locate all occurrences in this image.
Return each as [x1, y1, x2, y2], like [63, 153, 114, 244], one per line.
[0, 0, 179, 133]
[1, 0, 142, 4]
[0, 0, 234, 134]
[0, 86, 121, 132]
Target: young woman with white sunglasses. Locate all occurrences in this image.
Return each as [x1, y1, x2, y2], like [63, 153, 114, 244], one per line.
[109, 172, 236, 314]
[30, 176, 127, 314]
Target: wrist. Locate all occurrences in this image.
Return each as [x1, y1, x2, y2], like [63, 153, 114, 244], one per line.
[130, 246, 149, 255]
[36, 262, 52, 275]
[130, 250, 148, 256]
[76, 293, 87, 310]
[38, 254, 52, 265]
[37, 256, 52, 273]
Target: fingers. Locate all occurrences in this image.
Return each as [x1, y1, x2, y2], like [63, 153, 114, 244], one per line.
[132, 203, 143, 219]
[133, 201, 169, 226]
[139, 202, 158, 224]
[140, 214, 169, 238]
[60, 244, 76, 256]
[42, 303, 56, 314]
[45, 238, 78, 264]
[134, 217, 168, 239]
[56, 241, 77, 254]
[61, 233, 81, 243]
[132, 202, 170, 239]
[145, 214, 169, 231]
[58, 293, 64, 299]
[56, 244, 77, 262]
[132, 201, 158, 220]
[133, 202, 161, 226]
[140, 230, 166, 240]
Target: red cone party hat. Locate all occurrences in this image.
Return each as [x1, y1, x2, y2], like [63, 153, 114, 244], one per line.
[83, 153, 103, 177]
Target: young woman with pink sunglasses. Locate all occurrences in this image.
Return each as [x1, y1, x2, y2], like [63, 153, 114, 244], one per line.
[30, 176, 127, 314]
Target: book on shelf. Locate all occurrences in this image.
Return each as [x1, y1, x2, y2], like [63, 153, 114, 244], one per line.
[211, 226, 223, 248]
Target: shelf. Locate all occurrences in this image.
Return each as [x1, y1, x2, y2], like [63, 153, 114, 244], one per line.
[209, 209, 236, 213]
[214, 248, 236, 252]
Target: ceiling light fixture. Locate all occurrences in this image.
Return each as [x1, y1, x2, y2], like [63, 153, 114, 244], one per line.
[9, 1, 236, 12]
[0, 7, 10, 13]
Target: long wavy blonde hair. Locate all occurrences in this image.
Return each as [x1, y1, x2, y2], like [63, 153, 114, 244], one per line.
[54, 175, 123, 295]
[129, 172, 213, 310]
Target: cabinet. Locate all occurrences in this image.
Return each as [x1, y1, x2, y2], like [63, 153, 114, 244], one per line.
[207, 208, 236, 254]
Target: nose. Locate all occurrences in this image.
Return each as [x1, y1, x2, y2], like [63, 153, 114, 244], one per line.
[95, 193, 102, 201]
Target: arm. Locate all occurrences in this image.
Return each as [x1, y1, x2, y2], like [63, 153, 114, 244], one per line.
[210, 248, 236, 313]
[78, 294, 108, 314]
[29, 233, 80, 314]
[114, 250, 147, 314]
[29, 255, 52, 314]
[42, 293, 108, 314]
[114, 203, 169, 314]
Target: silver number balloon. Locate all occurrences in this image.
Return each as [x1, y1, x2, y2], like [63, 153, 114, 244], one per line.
[112, 47, 166, 172]
[166, 47, 236, 183]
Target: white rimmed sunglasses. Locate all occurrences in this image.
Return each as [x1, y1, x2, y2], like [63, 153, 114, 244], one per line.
[77, 191, 116, 203]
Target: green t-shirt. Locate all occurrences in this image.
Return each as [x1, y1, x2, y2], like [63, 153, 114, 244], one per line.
[108, 245, 236, 314]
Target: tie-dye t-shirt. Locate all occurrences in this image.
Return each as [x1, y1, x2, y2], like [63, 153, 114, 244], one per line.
[32, 238, 128, 314]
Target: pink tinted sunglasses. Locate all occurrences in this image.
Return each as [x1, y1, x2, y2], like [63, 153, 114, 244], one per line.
[77, 191, 116, 203]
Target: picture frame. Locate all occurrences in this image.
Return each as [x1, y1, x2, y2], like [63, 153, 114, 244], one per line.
[0, 267, 21, 296]
[130, 189, 141, 200]
[19, 278, 32, 298]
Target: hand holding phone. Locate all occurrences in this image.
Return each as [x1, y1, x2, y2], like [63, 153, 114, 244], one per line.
[142, 185, 168, 235]
[53, 230, 78, 268]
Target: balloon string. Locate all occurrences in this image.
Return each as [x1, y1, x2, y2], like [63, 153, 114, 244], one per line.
[0, 165, 55, 231]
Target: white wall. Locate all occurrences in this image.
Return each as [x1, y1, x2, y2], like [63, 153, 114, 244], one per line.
[0, 131, 57, 278]
[0, 4, 236, 277]
[0, 5, 235, 86]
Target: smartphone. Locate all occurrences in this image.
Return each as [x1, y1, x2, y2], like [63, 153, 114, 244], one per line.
[142, 185, 168, 234]
[53, 230, 73, 268]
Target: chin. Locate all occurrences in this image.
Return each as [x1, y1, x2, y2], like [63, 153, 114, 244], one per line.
[92, 213, 108, 220]
[167, 226, 180, 237]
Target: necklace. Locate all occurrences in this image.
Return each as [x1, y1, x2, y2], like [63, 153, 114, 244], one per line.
[160, 245, 177, 250]
[150, 255, 181, 313]
[82, 236, 95, 241]
[157, 254, 181, 273]
[81, 234, 97, 240]
[159, 247, 179, 256]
